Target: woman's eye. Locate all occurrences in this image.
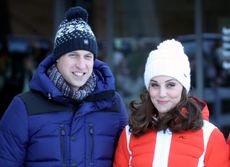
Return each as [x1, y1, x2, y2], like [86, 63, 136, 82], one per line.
[150, 83, 159, 88]
[166, 83, 175, 88]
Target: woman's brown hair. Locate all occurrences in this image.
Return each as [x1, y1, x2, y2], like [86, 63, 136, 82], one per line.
[129, 88, 203, 136]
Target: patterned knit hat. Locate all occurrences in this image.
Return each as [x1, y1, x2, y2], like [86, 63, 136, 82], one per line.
[53, 6, 98, 60]
[144, 39, 191, 93]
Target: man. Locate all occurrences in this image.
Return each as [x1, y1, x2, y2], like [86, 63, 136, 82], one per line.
[0, 6, 128, 167]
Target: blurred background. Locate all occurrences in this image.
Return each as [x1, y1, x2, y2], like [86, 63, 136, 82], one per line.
[0, 0, 230, 137]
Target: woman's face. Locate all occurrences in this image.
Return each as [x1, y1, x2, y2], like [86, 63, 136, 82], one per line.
[148, 75, 183, 118]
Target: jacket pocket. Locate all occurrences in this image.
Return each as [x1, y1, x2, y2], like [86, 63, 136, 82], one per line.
[60, 124, 67, 166]
[88, 123, 94, 166]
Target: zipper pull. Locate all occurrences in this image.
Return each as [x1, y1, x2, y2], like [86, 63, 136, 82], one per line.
[89, 124, 94, 135]
[60, 124, 66, 135]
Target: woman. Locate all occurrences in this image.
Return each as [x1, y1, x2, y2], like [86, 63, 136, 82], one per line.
[113, 39, 229, 167]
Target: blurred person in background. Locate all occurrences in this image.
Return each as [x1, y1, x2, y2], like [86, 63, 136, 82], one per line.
[0, 6, 128, 167]
[0, 51, 23, 118]
[113, 39, 229, 167]
[0, 51, 36, 119]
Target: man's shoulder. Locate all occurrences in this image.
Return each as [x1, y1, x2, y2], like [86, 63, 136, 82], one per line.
[19, 90, 67, 115]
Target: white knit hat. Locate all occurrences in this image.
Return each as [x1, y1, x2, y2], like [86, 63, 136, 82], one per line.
[144, 39, 191, 93]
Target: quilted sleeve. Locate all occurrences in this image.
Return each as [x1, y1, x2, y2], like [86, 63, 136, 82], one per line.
[116, 93, 128, 130]
[0, 96, 29, 167]
[204, 128, 230, 167]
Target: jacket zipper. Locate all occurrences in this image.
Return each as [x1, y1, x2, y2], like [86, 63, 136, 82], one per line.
[60, 124, 67, 166]
[88, 123, 94, 166]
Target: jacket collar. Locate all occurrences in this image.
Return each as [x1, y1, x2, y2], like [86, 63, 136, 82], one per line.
[191, 96, 209, 120]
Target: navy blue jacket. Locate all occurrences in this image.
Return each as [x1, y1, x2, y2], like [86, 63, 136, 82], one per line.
[0, 55, 128, 167]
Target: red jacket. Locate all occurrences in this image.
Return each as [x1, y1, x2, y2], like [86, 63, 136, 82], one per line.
[228, 133, 230, 145]
[228, 133, 230, 159]
[113, 98, 230, 167]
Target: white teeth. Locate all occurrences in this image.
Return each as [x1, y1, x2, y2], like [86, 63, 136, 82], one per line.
[74, 72, 84, 77]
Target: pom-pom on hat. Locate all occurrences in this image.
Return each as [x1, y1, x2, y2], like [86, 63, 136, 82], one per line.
[53, 6, 98, 60]
[144, 39, 191, 93]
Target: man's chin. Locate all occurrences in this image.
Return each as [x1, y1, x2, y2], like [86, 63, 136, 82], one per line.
[71, 82, 87, 90]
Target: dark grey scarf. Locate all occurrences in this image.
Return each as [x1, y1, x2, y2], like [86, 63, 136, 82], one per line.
[47, 64, 96, 101]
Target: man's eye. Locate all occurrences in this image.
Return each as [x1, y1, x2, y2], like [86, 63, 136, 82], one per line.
[86, 55, 93, 59]
[68, 53, 76, 57]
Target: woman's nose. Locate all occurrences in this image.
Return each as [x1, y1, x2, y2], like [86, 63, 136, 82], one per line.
[159, 87, 167, 97]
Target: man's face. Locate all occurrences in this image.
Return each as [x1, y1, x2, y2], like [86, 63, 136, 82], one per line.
[56, 50, 94, 91]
